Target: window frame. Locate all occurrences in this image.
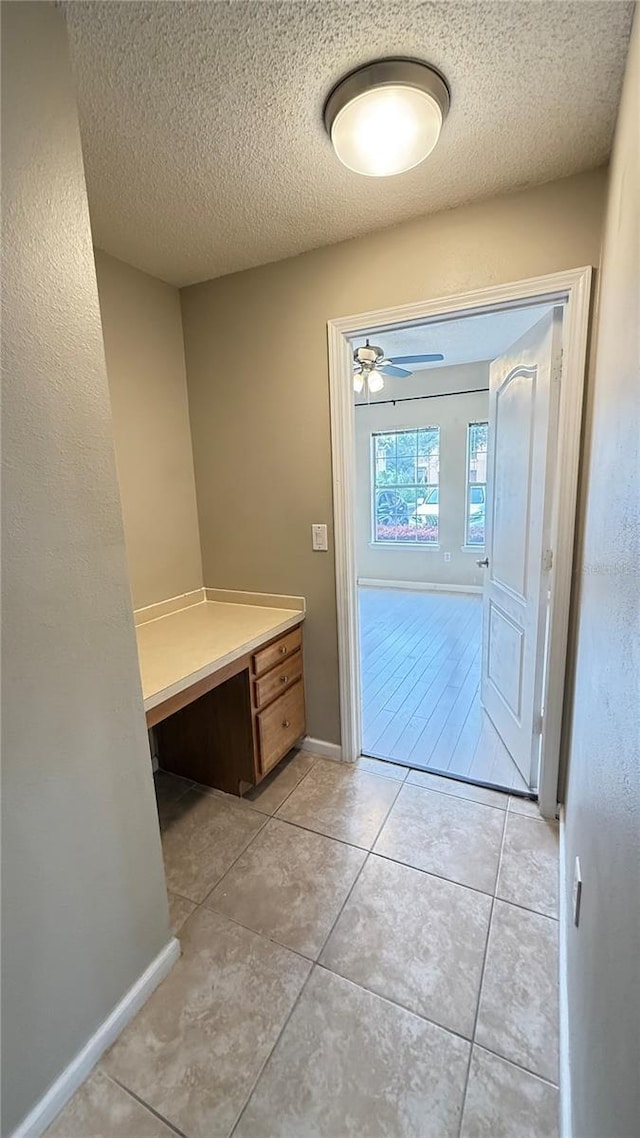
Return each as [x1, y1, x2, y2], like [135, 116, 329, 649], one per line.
[370, 425, 441, 549]
[464, 420, 488, 550]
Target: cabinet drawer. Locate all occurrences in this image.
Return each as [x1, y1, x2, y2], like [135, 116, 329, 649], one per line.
[254, 649, 302, 710]
[252, 626, 302, 678]
[257, 680, 305, 776]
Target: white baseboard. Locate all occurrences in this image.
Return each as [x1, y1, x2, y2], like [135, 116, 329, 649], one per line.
[358, 578, 482, 595]
[558, 806, 572, 1138]
[11, 937, 180, 1138]
[300, 736, 343, 762]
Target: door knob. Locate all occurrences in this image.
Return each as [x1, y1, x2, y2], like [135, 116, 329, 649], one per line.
[476, 557, 489, 568]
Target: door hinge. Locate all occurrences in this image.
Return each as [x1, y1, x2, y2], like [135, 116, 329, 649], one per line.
[543, 548, 554, 571]
[553, 347, 563, 385]
[534, 711, 544, 735]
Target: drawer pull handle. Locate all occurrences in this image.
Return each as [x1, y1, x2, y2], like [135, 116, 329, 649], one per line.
[280, 675, 289, 684]
[279, 646, 288, 655]
[282, 719, 291, 729]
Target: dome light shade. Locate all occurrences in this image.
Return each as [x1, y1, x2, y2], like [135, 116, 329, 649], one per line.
[367, 371, 384, 393]
[324, 59, 449, 177]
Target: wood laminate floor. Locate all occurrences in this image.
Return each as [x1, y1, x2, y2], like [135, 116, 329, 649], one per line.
[359, 587, 530, 794]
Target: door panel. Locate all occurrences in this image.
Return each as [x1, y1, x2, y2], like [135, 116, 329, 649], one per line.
[491, 368, 535, 598]
[480, 309, 562, 785]
[487, 602, 524, 718]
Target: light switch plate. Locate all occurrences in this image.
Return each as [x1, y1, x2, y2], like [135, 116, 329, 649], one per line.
[312, 523, 328, 551]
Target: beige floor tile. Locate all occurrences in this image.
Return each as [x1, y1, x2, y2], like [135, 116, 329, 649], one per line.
[153, 769, 193, 826]
[357, 755, 408, 781]
[44, 1070, 175, 1137]
[243, 749, 318, 814]
[205, 818, 366, 958]
[234, 967, 470, 1138]
[160, 788, 265, 902]
[461, 1046, 559, 1137]
[276, 759, 399, 848]
[508, 795, 544, 819]
[497, 813, 559, 917]
[104, 908, 310, 1138]
[407, 768, 509, 809]
[476, 901, 559, 1083]
[321, 854, 491, 1037]
[167, 891, 197, 934]
[374, 784, 505, 893]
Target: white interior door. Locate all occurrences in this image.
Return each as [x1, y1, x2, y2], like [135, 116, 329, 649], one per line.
[480, 308, 563, 785]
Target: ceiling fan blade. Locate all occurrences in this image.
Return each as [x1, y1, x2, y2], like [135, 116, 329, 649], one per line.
[380, 364, 412, 378]
[387, 353, 444, 364]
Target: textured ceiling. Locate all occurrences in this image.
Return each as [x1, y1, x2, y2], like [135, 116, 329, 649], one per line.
[352, 304, 551, 372]
[65, 1, 634, 287]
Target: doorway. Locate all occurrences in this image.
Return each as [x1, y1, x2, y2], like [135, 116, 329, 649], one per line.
[327, 268, 592, 817]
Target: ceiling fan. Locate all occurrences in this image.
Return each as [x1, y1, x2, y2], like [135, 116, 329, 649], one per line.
[353, 339, 444, 394]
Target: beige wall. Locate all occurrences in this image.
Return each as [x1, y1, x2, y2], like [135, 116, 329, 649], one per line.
[181, 168, 606, 746]
[95, 249, 203, 610]
[1, 5, 171, 1134]
[563, 15, 639, 1137]
[356, 364, 489, 588]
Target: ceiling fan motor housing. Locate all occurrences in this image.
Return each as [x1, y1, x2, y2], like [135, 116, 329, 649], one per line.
[354, 341, 384, 368]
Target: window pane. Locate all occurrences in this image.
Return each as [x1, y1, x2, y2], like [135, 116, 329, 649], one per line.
[396, 456, 417, 485]
[372, 427, 439, 544]
[466, 421, 488, 546]
[415, 483, 439, 543]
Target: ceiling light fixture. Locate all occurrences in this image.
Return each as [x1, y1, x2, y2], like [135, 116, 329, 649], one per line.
[324, 58, 450, 177]
[366, 371, 384, 394]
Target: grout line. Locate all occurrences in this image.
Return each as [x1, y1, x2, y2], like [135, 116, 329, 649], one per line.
[197, 905, 316, 967]
[313, 957, 475, 1046]
[457, 807, 508, 1137]
[104, 1072, 190, 1138]
[470, 1043, 560, 1089]
[368, 769, 405, 846]
[268, 813, 371, 853]
[248, 749, 321, 814]
[370, 849, 497, 900]
[395, 777, 509, 812]
[227, 967, 315, 1138]
[196, 816, 271, 909]
[314, 958, 558, 1090]
[314, 852, 372, 963]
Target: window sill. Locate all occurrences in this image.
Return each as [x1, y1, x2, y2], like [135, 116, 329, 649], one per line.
[369, 542, 441, 551]
[462, 544, 485, 553]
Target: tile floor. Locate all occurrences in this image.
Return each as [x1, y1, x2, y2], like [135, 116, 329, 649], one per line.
[47, 751, 560, 1138]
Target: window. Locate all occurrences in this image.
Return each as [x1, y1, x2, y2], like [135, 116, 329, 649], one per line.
[372, 427, 440, 544]
[466, 421, 488, 546]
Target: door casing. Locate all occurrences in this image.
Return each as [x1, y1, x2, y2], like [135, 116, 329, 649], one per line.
[327, 267, 592, 818]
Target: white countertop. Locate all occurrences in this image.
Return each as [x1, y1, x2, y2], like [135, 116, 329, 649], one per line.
[136, 599, 305, 711]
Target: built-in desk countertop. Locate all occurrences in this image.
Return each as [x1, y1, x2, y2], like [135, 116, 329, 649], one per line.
[133, 587, 305, 792]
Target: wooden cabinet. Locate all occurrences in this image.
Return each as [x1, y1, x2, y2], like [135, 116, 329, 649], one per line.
[155, 622, 306, 796]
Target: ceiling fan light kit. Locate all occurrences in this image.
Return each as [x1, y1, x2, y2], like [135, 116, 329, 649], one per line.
[324, 58, 450, 177]
[353, 339, 444, 395]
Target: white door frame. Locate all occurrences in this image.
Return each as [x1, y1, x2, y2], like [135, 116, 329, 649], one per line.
[327, 266, 592, 818]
